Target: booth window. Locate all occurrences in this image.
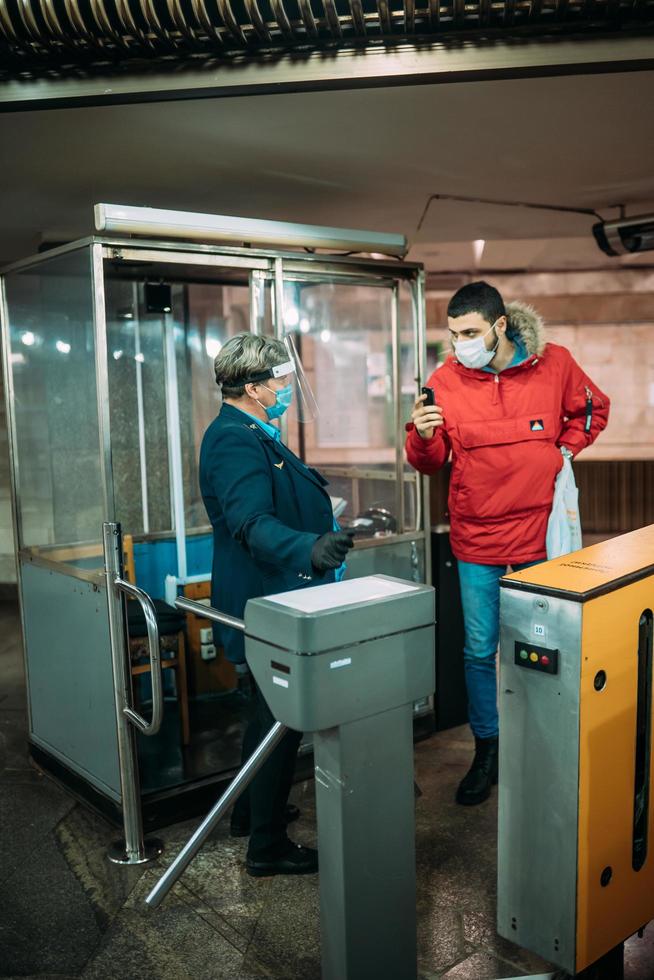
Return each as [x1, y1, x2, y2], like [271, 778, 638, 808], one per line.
[4, 248, 105, 567]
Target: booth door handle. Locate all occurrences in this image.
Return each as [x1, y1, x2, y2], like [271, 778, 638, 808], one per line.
[116, 578, 164, 737]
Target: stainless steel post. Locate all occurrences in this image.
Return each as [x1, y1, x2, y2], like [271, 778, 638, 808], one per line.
[315, 705, 417, 980]
[103, 521, 164, 865]
[163, 311, 188, 583]
[145, 720, 288, 908]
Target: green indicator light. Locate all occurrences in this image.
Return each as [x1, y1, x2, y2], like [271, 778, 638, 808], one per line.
[520, 650, 528, 660]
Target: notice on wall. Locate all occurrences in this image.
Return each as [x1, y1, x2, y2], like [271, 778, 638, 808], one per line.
[314, 333, 370, 447]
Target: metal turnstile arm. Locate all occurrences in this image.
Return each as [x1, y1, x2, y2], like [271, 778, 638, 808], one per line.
[174, 595, 246, 633]
[145, 720, 288, 908]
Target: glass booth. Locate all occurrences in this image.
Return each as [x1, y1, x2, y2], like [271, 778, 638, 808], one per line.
[1, 235, 429, 826]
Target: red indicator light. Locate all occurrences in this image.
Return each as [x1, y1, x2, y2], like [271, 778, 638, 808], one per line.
[541, 655, 550, 666]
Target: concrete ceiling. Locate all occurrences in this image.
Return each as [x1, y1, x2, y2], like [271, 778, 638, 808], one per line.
[2, 68, 654, 270]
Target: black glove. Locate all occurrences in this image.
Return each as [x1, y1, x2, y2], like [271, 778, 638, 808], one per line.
[311, 530, 355, 572]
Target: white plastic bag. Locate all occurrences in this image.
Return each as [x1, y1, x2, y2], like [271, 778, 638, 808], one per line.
[546, 452, 583, 559]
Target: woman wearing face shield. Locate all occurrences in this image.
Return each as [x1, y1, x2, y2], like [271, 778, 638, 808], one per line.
[199, 333, 353, 877]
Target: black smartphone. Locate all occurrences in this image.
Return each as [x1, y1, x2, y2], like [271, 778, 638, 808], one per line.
[421, 386, 435, 406]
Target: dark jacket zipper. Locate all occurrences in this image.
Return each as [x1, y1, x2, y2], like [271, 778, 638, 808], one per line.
[585, 386, 593, 433]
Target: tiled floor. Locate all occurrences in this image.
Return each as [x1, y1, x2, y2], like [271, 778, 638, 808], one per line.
[1, 598, 653, 980]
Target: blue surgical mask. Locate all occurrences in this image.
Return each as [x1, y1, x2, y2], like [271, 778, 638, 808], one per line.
[261, 383, 293, 420]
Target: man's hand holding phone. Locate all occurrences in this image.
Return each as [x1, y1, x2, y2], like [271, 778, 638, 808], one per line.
[412, 387, 445, 440]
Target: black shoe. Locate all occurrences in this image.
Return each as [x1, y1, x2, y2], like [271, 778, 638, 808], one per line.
[230, 803, 300, 838]
[455, 736, 499, 806]
[246, 842, 318, 878]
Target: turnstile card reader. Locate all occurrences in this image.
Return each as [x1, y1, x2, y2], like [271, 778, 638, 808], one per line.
[244, 574, 435, 732]
[498, 525, 654, 975]
[246, 574, 436, 980]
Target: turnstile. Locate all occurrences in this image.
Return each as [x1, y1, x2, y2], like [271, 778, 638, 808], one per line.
[497, 525, 654, 976]
[147, 574, 435, 980]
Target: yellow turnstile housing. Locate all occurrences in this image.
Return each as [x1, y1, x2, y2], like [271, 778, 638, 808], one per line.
[497, 526, 654, 974]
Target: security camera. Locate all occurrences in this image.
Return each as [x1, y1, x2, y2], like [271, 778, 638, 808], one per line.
[593, 213, 654, 256]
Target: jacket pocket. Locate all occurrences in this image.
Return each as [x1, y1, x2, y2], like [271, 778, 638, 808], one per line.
[457, 411, 558, 449]
[452, 412, 562, 520]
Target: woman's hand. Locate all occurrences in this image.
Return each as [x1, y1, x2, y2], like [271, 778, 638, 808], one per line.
[311, 530, 355, 571]
[411, 393, 445, 440]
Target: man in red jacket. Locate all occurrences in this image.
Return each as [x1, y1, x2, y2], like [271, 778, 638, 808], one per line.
[406, 281, 609, 806]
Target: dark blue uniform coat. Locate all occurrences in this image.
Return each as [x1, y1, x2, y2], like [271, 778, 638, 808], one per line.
[199, 403, 336, 663]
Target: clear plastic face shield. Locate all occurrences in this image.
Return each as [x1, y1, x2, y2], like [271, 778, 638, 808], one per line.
[280, 333, 318, 424]
[244, 335, 318, 425]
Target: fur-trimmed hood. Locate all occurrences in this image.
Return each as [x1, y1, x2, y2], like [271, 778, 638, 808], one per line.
[505, 301, 546, 357]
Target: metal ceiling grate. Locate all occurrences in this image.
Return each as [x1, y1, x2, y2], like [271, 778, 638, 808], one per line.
[0, 0, 653, 74]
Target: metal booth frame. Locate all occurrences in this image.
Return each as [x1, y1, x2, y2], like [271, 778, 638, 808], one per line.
[0, 232, 431, 829]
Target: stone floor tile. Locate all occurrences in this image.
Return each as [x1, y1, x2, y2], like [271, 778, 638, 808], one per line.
[418, 906, 473, 974]
[124, 867, 189, 911]
[440, 949, 526, 978]
[0, 711, 31, 774]
[3, 975, 81, 979]
[125, 867, 252, 956]
[0, 834, 101, 975]
[462, 910, 555, 975]
[242, 872, 321, 980]
[416, 837, 498, 918]
[0, 765, 46, 786]
[55, 804, 145, 931]
[0, 778, 75, 885]
[154, 829, 273, 944]
[81, 906, 266, 980]
[625, 923, 654, 980]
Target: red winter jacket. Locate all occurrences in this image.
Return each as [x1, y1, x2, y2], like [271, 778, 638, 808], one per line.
[405, 302, 610, 565]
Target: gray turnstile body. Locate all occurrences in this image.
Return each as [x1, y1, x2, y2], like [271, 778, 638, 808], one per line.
[245, 574, 435, 980]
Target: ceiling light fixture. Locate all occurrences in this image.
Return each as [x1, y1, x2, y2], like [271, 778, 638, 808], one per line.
[95, 204, 407, 257]
[473, 239, 485, 265]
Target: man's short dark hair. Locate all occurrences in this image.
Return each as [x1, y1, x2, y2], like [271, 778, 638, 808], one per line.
[447, 281, 506, 326]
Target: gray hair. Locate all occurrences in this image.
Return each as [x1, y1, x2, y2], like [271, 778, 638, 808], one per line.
[214, 333, 288, 399]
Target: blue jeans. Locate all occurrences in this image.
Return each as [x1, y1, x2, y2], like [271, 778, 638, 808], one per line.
[458, 559, 541, 740]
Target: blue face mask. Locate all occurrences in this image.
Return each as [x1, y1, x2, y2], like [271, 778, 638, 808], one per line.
[262, 383, 293, 420]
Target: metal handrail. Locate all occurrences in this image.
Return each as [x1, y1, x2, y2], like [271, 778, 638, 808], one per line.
[115, 578, 164, 735]
[103, 521, 164, 866]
